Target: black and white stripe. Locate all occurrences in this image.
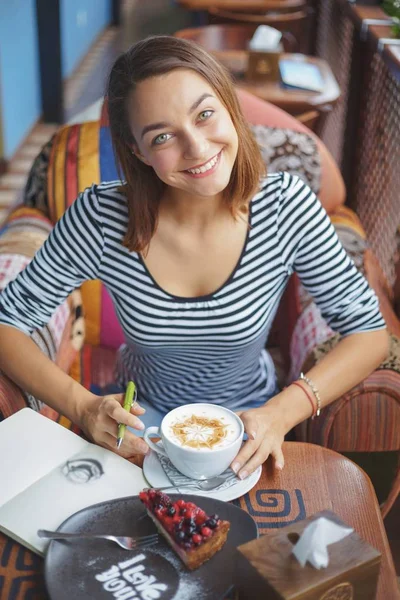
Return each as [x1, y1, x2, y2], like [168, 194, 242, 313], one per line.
[0, 173, 385, 411]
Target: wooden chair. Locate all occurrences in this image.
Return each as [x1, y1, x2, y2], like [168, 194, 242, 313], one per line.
[208, 6, 312, 53]
[174, 23, 299, 53]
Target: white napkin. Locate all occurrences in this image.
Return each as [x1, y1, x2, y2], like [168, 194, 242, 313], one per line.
[158, 454, 238, 492]
[292, 517, 354, 569]
[248, 25, 282, 52]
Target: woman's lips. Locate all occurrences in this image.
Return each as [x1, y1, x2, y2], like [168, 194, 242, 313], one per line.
[184, 150, 222, 178]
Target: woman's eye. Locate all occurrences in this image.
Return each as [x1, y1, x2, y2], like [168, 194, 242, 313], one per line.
[198, 110, 214, 121]
[152, 133, 172, 146]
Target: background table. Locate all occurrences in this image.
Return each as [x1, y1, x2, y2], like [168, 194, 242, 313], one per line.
[0, 442, 398, 599]
[214, 51, 340, 133]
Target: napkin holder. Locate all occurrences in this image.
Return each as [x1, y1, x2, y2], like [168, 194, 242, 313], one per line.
[246, 25, 283, 82]
[234, 510, 381, 600]
[246, 47, 282, 82]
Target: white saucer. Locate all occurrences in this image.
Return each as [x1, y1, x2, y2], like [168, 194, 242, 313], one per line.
[143, 448, 262, 502]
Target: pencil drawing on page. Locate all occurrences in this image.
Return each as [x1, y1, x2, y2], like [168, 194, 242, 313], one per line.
[62, 458, 105, 484]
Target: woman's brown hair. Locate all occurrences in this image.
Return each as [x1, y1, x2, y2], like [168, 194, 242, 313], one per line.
[107, 35, 265, 252]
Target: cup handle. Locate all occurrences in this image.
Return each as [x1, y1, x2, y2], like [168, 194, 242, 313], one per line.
[143, 426, 168, 457]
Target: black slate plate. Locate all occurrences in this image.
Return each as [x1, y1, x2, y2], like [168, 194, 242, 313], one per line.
[44, 494, 258, 600]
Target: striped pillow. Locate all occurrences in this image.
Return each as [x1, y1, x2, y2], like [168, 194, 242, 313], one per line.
[46, 102, 125, 349]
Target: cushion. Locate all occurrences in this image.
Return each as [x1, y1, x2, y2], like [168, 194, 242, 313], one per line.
[44, 104, 124, 350]
[250, 125, 320, 196]
[22, 104, 124, 350]
[0, 207, 84, 418]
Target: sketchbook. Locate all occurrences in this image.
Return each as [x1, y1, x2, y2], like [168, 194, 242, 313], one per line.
[0, 408, 147, 555]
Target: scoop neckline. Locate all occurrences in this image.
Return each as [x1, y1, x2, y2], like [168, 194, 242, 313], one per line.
[137, 204, 253, 303]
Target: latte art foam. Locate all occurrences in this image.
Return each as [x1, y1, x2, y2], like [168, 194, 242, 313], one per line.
[166, 408, 241, 451]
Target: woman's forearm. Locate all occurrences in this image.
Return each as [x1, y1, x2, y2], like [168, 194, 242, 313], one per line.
[267, 328, 390, 433]
[0, 324, 94, 425]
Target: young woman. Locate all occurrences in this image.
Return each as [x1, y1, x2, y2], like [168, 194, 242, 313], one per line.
[0, 36, 388, 480]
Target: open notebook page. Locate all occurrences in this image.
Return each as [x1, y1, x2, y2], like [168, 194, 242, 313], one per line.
[0, 408, 88, 507]
[0, 443, 147, 554]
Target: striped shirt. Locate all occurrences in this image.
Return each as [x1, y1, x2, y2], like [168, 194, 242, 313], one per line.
[0, 172, 385, 411]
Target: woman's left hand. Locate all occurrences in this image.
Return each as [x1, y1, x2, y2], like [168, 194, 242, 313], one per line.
[231, 404, 286, 479]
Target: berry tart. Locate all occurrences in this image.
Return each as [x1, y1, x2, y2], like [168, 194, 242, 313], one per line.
[139, 488, 230, 570]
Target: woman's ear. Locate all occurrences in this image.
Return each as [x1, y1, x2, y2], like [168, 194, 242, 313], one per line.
[131, 145, 151, 166]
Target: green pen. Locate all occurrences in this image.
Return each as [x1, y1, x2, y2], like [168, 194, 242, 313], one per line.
[116, 381, 137, 449]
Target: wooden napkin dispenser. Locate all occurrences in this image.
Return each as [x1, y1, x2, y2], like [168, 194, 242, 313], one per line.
[234, 510, 381, 600]
[246, 48, 282, 82]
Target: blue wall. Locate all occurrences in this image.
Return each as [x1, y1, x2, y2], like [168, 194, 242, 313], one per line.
[0, 0, 42, 159]
[0, 0, 111, 159]
[60, 0, 111, 78]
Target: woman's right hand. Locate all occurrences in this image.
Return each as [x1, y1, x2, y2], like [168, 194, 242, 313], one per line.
[79, 393, 149, 458]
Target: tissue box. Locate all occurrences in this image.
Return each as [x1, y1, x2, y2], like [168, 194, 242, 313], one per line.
[234, 510, 381, 600]
[246, 49, 281, 82]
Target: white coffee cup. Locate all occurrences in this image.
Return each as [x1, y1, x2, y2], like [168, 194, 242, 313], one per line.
[143, 403, 244, 480]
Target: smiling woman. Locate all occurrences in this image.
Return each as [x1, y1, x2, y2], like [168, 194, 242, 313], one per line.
[107, 36, 265, 253]
[0, 35, 389, 482]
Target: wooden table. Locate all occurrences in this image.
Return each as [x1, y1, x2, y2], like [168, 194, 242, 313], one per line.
[0, 442, 398, 599]
[214, 51, 340, 119]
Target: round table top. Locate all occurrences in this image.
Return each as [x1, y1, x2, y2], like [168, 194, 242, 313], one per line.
[0, 442, 398, 599]
[240, 442, 399, 599]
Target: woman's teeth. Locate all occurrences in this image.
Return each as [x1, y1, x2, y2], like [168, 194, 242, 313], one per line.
[187, 153, 219, 174]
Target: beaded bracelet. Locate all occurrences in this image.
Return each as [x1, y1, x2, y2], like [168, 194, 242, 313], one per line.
[292, 381, 316, 418]
[300, 372, 321, 417]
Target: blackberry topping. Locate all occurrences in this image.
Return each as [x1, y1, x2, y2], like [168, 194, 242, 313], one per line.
[175, 530, 186, 542]
[186, 524, 197, 535]
[205, 518, 218, 529]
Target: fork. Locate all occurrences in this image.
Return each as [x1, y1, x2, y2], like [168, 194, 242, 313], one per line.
[37, 529, 159, 551]
[145, 474, 229, 493]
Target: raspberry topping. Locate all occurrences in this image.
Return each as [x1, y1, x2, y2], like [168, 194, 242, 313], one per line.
[140, 489, 221, 549]
[201, 526, 212, 538]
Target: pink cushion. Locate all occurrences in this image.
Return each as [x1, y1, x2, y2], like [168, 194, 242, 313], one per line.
[100, 287, 125, 348]
[236, 88, 310, 131]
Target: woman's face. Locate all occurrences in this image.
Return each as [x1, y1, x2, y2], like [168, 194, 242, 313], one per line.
[128, 69, 239, 200]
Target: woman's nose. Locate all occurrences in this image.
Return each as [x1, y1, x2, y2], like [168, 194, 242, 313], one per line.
[183, 131, 209, 160]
